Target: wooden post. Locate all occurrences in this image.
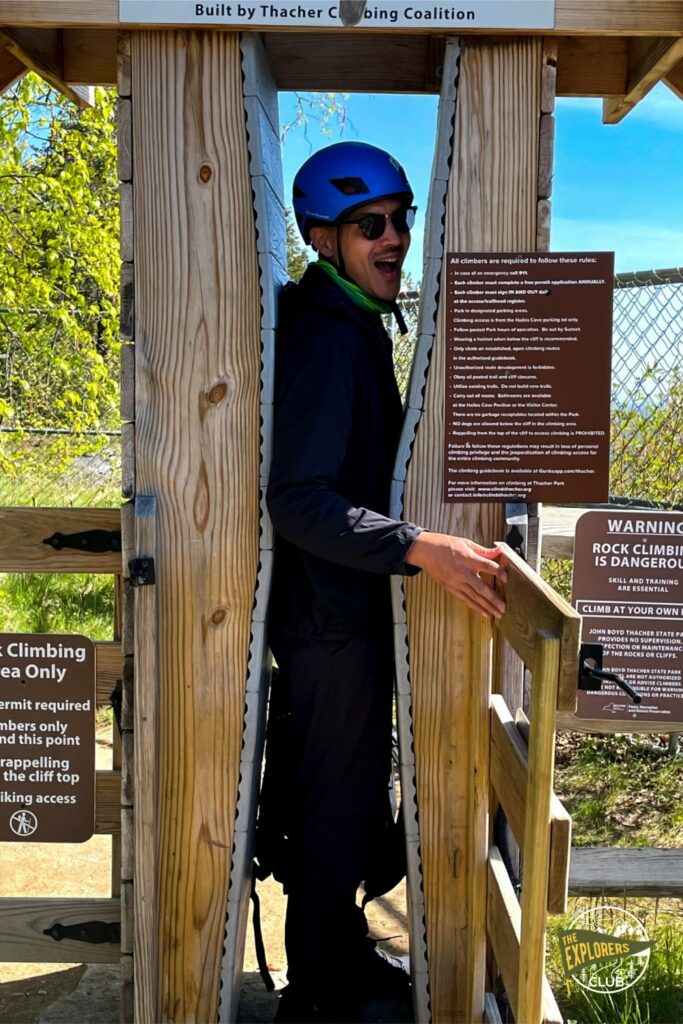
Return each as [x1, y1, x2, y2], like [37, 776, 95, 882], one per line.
[131, 29, 261, 1022]
[402, 37, 544, 1022]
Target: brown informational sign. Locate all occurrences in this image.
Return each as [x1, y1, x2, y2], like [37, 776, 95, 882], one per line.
[444, 252, 614, 502]
[573, 511, 683, 726]
[0, 634, 96, 842]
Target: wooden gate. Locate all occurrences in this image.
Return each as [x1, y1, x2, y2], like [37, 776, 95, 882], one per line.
[0, 508, 122, 970]
[476, 543, 579, 1024]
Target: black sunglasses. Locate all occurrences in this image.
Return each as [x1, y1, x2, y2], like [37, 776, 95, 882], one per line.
[339, 206, 417, 241]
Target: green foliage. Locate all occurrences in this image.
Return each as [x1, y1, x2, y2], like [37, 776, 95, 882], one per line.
[0, 74, 120, 479]
[280, 91, 350, 143]
[0, 572, 115, 640]
[285, 208, 310, 282]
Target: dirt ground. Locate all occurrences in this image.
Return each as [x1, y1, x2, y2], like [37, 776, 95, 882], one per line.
[0, 729, 410, 1024]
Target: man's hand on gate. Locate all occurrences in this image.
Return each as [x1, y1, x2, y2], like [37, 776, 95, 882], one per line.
[404, 533, 507, 619]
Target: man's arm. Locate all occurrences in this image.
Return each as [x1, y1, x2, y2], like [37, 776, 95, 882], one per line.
[268, 318, 506, 616]
[404, 533, 506, 619]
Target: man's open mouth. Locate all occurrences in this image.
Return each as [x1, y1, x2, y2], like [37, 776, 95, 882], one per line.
[375, 257, 400, 275]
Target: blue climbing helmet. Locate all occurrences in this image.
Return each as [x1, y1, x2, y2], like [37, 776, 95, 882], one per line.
[292, 141, 414, 244]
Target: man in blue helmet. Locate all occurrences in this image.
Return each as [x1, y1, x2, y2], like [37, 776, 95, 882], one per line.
[264, 142, 505, 1022]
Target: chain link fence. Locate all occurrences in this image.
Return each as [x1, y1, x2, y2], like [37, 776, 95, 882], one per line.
[393, 269, 683, 510]
[0, 428, 120, 508]
[0, 270, 680, 509]
[610, 268, 683, 509]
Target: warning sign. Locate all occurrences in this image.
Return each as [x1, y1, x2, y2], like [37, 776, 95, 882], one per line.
[0, 634, 96, 843]
[573, 511, 683, 726]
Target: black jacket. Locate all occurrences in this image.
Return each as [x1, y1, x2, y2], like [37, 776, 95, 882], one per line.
[267, 263, 422, 643]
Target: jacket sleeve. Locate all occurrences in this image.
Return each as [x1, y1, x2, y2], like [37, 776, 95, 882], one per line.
[266, 318, 423, 576]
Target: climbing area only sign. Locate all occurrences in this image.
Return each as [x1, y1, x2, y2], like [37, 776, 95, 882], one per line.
[119, 1, 555, 29]
[444, 252, 614, 502]
[0, 634, 96, 843]
[573, 511, 683, 726]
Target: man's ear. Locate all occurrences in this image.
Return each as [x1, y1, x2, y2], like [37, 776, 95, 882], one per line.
[309, 225, 337, 262]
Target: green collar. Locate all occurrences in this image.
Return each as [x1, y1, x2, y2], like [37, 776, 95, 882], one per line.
[316, 258, 394, 317]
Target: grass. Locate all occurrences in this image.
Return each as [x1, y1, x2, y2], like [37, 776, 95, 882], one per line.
[547, 901, 683, 1024]
[0, 572, 115, 640]
[555, 732, 682, 848]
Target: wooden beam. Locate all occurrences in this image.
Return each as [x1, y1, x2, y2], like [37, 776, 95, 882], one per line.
[0, 27, 93, 107]
[0, 44, 25, 91]
[0, 28, 678, 98]
[63, 28, 116, 83]
[2, 1, 683, 34]
[264, 33, 444, 93]
[490, 696, 571, 915]
[495, 544, 581, 713]
[569, 847, 683, 897]
[403, 37, 540, 1020]
[556, 36, 628, 95]
[664, 55, 683, 97]
[487, 847, 562, 1024]
[0, 507, 120, 573]
[604, 35, 683, 122]
[132, 30, 261, 1022]
[95, 768, 121, 834]
[517, 632, 559, 1024]
[0, 897, 120, 963]
[95, 641, 122, 706]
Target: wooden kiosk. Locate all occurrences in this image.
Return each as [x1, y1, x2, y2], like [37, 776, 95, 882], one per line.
[1, 2, 682, 1022]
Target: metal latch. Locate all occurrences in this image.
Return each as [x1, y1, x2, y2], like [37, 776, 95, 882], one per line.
[505, 502, 528, 560]
[579, 642, 642, 704]
[44, 920, 120, 944]
[128, 557, 155, 587]
[43, 530, 121, 553]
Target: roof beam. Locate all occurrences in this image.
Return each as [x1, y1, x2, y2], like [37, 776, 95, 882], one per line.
[63, 28, 116, 84]
[556, 36, 628, 96]
[0, 44, 25, 92]
[664, 56, 683, 98]
[0, 27, 94, 106]
[1, 1, 683, 34]
[603, 35, 683, 121]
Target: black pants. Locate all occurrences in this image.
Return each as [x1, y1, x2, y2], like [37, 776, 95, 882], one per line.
[267, 633, 394, 999]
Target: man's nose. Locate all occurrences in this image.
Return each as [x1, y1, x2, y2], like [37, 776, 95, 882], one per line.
[382, 216, 403, 244]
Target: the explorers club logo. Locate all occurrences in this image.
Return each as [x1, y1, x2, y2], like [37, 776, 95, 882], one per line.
[558, 905, 651, 994]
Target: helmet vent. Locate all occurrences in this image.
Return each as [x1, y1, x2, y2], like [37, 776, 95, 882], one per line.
[292, 183, 306, 198]
[329, 176, 370, 196]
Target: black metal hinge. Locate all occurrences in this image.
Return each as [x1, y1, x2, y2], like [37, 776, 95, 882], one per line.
[128, 557, 155, 587]
[44, 920, 121, 944]
[579, 642, 642, 705]
[43, 530, 121, 553]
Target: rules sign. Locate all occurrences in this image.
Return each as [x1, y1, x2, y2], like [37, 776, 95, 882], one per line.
[444, 252, 613, 502]
[0, 634, 96, 843]
[573, 511, 683, 726]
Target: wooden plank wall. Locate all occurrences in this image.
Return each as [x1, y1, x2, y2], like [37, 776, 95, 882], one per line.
[402, 38, 545, 1022]
[131, 29, 261, 1023]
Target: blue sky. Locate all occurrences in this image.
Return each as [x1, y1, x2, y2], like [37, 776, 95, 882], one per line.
[279, 83, 683, 278]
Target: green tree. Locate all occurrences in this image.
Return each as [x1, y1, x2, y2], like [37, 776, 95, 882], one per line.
[0, 74, 119, 477]
[286, 208, 310, 282]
